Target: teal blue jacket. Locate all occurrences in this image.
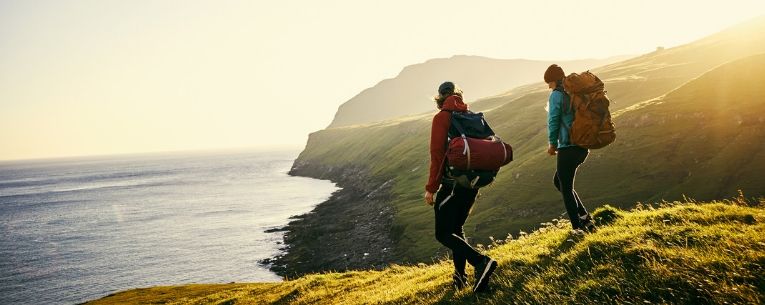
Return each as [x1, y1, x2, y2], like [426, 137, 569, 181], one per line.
[547, 89, 576, 148]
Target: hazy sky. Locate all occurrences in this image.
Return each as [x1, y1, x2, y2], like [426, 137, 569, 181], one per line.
[1, 0, 764, 160]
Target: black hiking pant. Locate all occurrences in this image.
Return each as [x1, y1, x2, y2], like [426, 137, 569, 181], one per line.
[434, 182, 485, 276]
[554, 146, 591, 229]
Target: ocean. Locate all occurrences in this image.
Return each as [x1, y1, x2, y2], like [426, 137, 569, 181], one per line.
[0, 149, 338, 304]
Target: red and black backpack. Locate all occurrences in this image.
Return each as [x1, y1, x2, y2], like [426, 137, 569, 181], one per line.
[443, 111, 513, 189]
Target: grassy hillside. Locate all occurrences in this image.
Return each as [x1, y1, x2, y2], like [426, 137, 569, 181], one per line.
[465, 53, 765, 245]
[290, 17, 765, 267]
[87, 200, 765, 304]
[328, 55, 629, 127]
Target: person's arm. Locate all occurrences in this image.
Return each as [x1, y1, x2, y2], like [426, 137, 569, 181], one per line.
[547, 92, 562, 155]
[425, 111, 451, 196]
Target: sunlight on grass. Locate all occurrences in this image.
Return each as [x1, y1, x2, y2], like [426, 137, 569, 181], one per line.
[87, 198, 765, 305]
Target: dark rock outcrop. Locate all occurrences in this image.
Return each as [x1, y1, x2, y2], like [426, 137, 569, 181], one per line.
[265, 162, 396, 277]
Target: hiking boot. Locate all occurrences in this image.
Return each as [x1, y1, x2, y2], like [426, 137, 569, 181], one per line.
[579, 214, 597, 233]
[473, 256, 497, 293]
[582, 220, 598, 233]
[452, 273, 468, 290]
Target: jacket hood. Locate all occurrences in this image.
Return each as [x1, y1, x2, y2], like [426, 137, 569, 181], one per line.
[441, 95, 468, 112]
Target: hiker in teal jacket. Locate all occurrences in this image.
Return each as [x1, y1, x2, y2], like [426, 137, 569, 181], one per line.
[544, 64, 596, 233]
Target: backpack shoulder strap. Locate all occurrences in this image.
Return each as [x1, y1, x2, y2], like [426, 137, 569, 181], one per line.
[552, 88, 573, 114]
[449, 112, 467, 137]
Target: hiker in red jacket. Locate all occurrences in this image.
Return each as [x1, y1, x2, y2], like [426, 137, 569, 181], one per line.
[424, 81, 497, 293]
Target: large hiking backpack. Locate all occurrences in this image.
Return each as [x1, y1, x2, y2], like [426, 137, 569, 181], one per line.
[563, 71, 616, 149]
[444, 111, 513, 189]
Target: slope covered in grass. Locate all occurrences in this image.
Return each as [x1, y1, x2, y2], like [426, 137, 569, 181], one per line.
[285, 17, 765, 271]
[88, 200, 765, 304]
[465, 53, 765, 244]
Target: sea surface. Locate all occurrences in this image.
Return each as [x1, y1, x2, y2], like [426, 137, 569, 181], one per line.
[0, 149, 338, 305]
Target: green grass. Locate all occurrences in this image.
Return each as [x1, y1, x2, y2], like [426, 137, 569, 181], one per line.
[86, 199, 765, 304]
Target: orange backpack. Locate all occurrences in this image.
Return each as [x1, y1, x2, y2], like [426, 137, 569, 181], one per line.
[563, 71, 616, 149]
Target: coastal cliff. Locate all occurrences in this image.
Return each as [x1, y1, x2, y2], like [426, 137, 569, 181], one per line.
[268, 17, 765, 277]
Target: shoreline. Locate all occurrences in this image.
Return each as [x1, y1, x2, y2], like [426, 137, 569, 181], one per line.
[264, 161, 397, 278]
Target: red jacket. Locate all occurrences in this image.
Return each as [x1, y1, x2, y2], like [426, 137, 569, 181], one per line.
[426, 95, 469, 193]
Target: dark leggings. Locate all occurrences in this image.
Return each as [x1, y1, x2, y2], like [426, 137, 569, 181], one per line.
[554, 146, 590, 229]
[434, 183, 484, 276]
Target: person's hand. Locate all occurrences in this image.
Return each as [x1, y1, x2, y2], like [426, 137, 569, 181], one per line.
[547, 144, 558, 156]
[424, 191, 435, 206]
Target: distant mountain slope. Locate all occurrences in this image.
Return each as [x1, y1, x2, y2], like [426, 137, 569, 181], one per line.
[472, 15, 765, 114]
[88, 202, 765, 305]
[609, 53, 765, 200]
[328, 55, 630, 128]
[280, 16, 765, 276]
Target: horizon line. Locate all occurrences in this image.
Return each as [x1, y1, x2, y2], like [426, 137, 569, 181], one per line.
[0, 144, 305, 164]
